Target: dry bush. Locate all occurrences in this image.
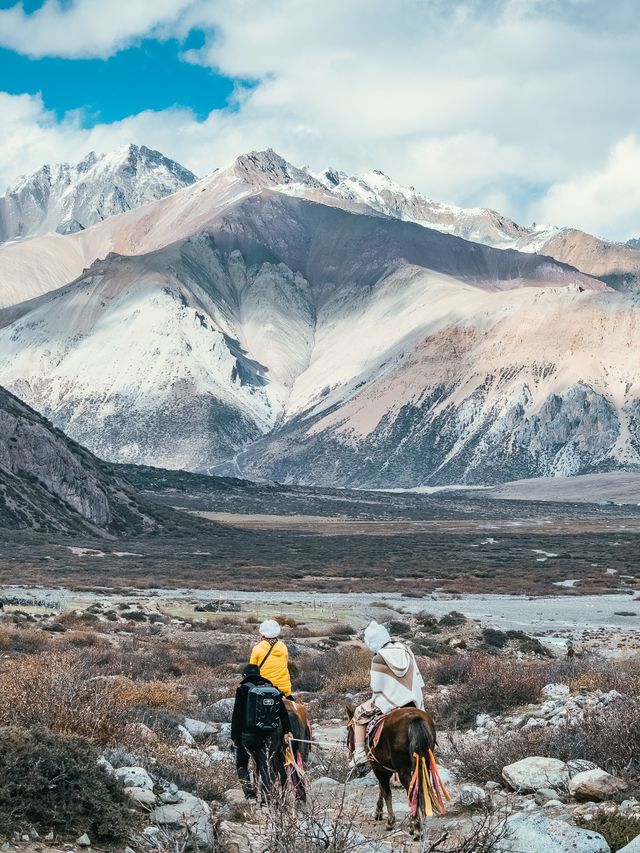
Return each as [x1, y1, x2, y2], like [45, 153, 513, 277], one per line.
[116, 680, 188, 713]
[447, 698, 640, 794]
[0, 727, 131, 841]
[0, 625, 48, 655]
[274, 614, 298, 628]
[431, 655, 550, 728]
[0, 651, 125, 744]
[575, 811, 640, 851]
[295, 646, 371, 694]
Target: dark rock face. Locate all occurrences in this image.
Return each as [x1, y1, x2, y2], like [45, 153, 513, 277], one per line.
[0, 386, 161, 534]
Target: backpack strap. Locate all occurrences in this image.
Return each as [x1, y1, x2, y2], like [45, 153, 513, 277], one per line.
[259, 640, 277, 669]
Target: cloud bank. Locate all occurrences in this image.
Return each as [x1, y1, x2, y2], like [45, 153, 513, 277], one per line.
[0, 0, 639, 240]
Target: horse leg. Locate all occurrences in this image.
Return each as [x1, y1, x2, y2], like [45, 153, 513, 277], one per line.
[398, 767, 421, 838]
[373, 769, 395, 829]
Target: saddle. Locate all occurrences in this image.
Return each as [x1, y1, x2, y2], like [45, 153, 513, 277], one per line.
[365, 712, 387, 752]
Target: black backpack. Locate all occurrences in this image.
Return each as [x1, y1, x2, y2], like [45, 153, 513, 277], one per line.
[244, 684, 282, 733]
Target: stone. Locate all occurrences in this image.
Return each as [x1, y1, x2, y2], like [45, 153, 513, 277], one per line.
[177, 725, 196, 746]
[618, 835, 640, 852]
[223, 789, 247, 805]
[207, 698, 235, 723]
[313, 776, 341, 790]
[536, 788, 561, 805]
[124, 847, 136, 853]
[542, 800, 565, 808]
[350, 773, 380, 787]
[151, 791, 216, 848]
[502, 757, 570, 793]
[568, 760, 600, 778]
[158, 791, 181, 805]
[114, 766, 154, 791]
[569, 769, 628, 801]
[76, 835, 92, 847]
[542, 684, 571, 700]
[183, 718, 218, 738]
[458, 784, 487, 806]
[97, 755, 115, 775]
[124, 786, 157, 807]
[44, 832, 54, 842]
[495, 813, 610, 852]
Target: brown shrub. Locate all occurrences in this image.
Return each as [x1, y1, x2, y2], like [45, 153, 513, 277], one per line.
[431, 654, 549, 728]
[295, 645, 370, 694]
[116, 680, 187, 713]
[0, 652, 125, 744]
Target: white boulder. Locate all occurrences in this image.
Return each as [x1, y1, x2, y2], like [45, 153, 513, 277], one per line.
[114, 766, 154, 791]
[152, 791, 216, 848]
[502, 757, 570, 793]
[569, 769, 628, 801]
[495, 813, 610, 853]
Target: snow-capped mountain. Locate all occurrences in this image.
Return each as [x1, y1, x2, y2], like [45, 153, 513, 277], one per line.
[312, 165, 640, 290]
[0, 144, 196, 245]
[1, 146, 639, 488]
[0, 149, 619, 487]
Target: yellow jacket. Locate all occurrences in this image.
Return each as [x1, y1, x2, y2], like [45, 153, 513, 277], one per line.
[250, 639, 291, 696]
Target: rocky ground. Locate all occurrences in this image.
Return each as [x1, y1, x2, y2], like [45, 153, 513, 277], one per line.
[0, 591, 638, 852]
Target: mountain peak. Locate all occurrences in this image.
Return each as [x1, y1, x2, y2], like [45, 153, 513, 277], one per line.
[0, 145, 198, 243]
[231, 148, 326, 191]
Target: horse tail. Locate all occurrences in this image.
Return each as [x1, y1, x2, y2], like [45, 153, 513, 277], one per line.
[407, 717, 451, 819]
[287, 704, 311, 763]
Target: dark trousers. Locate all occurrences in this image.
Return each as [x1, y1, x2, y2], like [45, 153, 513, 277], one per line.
[235, 732, 277, 800]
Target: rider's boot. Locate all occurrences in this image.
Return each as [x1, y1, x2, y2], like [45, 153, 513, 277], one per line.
[349, 722, 371, 775]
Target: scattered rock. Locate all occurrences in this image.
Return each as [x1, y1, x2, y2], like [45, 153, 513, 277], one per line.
[224, 789, 247, 805]
[568, 760, 600, 777]
[177, 724, 196, 746]
[114, 766, 154, 791]
[125, 786, 157, 807]
[312, 776, 341, 790]
[152, 791, 216, 847]
[207, 698, 235, 723]
[495, 813, 610, 852]
[502, 757, 570, 793]
[569, 769, 628, 801]
[542, 684, 571, 700]
[458, 784, 487, 806]
[536, 787, 561, 805]
[183, 718, 218, 738]
[76, 834, 92, 847]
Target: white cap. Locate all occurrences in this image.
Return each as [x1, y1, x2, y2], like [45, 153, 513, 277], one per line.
[259, 619, 281, 639]
[364, 620, 391, 653]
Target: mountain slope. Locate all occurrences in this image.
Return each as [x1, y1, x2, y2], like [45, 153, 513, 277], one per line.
[0, 159, 609, 484]
[314, 165, 640, 290]
[0, 385, 170, 534]
[0, 144, 196, 245]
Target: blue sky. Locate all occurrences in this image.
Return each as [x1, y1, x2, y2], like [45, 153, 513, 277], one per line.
[0, 0, 638, 240]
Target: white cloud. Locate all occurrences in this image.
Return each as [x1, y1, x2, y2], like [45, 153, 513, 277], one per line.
[0, 0, 640, 238]
[0, 0, 191, 59]
[535, 135, 640, 241]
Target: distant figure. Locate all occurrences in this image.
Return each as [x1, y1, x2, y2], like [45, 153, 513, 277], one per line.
[250, 619, 293, 698]
[350, 620, 424, 771]
[231, 664, 292, 802]
[566, 640, 575, 659]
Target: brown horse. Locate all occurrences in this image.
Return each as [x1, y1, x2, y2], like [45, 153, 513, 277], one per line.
[346, 704, 450, 837]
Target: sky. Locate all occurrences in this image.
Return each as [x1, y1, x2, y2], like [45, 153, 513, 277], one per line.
[0, 0, 638, 240]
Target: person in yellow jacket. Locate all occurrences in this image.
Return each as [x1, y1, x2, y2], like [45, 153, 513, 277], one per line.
[250, 619, 293, 698]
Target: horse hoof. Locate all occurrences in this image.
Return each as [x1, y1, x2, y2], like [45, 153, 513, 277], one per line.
[385, 817, 396, 830]
[374, 811, 383, 822]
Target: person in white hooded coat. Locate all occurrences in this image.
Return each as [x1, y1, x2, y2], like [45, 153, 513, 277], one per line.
[350, 620, 425, 769]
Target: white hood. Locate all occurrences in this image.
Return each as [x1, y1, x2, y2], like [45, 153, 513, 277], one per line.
[378, 643, 411, 677]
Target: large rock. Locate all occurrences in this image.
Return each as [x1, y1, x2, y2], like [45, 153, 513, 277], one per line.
[183, 718, 218, 738]
[569, 768, 628, 801]
[208, 698, 235, 723]
[542, 684, 571, 700]
[502, 757, 570, 793]
[114, 766, 154, 791]
[495, 813, 610, 853]
[152, 791, 216, 847]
